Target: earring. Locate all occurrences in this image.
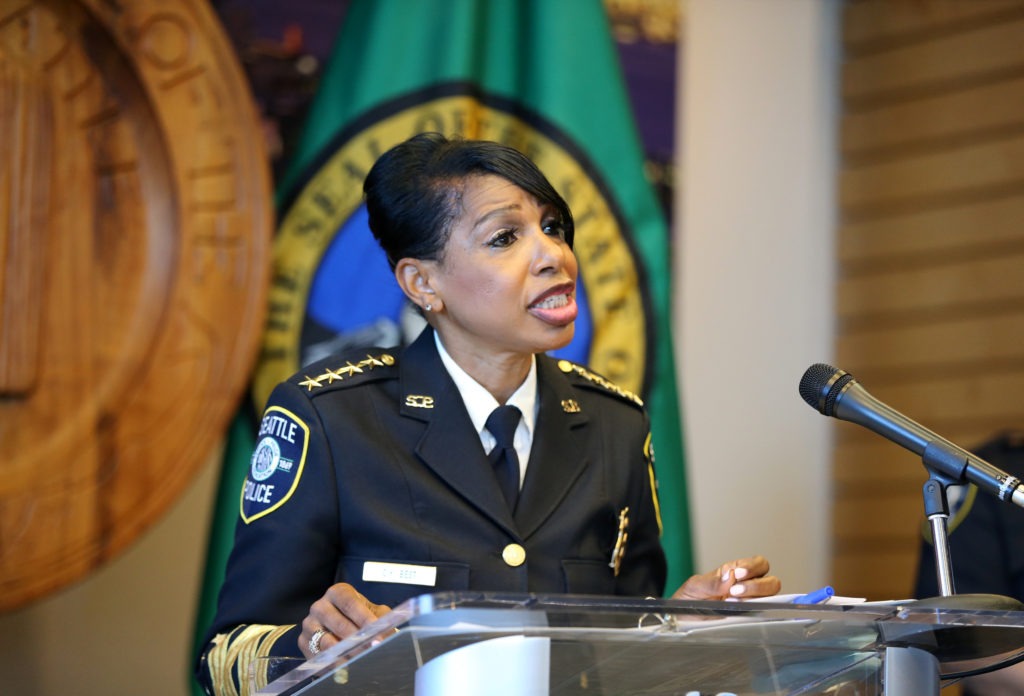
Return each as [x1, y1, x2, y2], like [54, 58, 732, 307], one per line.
[424, 303, 432, 312]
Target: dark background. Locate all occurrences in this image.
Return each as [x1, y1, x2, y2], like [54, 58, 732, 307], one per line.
[211, 0, 678, 215]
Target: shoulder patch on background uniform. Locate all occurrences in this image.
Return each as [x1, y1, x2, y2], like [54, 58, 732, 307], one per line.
[240, 406, 310, 524]
[291, 352, 397, 396]
[557, 359, 644, 408]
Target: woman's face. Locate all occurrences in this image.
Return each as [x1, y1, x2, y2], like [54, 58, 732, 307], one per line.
[427, 174, 578, 361]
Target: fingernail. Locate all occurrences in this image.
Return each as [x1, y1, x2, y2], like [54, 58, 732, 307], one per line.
[729, 583, 746, 596]
[721, 570, 731, 582]
[733, 567, 749, 581]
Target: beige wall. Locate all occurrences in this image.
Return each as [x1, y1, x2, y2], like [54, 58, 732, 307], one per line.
[677, 0, 839, 591]
[0, 451, 219, 696]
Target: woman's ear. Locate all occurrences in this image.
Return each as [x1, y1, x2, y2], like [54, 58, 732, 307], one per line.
[395, 258, 440, 313]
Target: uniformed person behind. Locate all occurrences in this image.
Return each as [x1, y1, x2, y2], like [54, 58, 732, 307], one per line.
[195, 133, 781, 695]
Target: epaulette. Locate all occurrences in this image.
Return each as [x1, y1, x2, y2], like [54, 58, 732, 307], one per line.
[290, 351, 398, 395]
[556, 359, 644, 408]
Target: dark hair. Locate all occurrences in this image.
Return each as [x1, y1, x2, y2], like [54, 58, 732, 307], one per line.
[363, 133, 574, 269]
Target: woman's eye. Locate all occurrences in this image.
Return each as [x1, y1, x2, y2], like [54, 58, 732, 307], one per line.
[489, 229, 517, 248]
[543, 220, 567, 240]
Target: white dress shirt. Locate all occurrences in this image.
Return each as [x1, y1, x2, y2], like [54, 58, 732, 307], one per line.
[434, 331, 537, 488]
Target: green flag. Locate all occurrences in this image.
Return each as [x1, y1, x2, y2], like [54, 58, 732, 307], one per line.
[194, 0, 691, 688]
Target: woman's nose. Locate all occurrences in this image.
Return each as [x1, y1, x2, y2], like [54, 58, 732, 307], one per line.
[531, 230, 570, 274]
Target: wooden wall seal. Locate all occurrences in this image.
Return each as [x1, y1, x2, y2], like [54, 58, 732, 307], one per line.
[0, 0, 272, 611]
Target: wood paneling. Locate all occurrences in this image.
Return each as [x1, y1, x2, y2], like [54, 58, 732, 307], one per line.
[844, 0, 1024, 51]
[841, 135, 1024, 215]
[833, 547, 921, 600]
[838, 252, 1024, 318]
[842, 76, 1024, 160]
[840, 195, 1024, 267]
[835, 0, 1024, 603]
[844, 6, 1024, 104]
[838, 313, 1024, 372]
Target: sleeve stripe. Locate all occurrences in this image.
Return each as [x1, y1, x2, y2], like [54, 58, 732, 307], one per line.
[205, 624, 296, 696]
[644, 432, 663, 536]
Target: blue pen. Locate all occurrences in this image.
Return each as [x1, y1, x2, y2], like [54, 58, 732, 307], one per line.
[792, 585, 834, 604]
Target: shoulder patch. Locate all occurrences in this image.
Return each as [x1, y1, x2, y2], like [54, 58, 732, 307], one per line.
[557, 359, 644, 408]
[240, 406, 310, 523]
[290, 352, 397, 396]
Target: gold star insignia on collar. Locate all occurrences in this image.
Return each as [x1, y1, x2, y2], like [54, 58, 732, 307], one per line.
[296, 353, 396, 392]
[558, 360, 643, 406]
[359, 354, 384, 368]
[338, 361, 364, 377]
[318, 367, 345, 384]
[299, 375, 323, 391]
[561, 399, 581, 413]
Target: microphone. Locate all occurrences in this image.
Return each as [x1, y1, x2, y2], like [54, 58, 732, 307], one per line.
[799, 363, 1024, 509]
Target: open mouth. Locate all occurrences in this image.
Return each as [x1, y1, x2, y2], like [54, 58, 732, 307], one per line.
[531, 292, 573, 310]
[528, 285, 578, 326]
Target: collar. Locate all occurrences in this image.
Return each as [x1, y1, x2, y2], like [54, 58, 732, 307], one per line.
[433, 331, 538, 441]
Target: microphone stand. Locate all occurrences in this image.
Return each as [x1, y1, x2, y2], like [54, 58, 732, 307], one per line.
[919, 438, 979, 597]
[881, 461, 958, 696]
[920, 474, 956, 597]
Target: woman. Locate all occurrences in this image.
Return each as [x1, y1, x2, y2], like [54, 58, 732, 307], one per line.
[196, 133, 780, 695]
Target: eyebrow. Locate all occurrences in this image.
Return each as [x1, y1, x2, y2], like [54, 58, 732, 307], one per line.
[471, 204, 523, 230]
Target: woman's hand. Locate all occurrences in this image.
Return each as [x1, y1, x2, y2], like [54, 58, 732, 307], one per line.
[299, 583, 391, 658]
[670, 555, 781, 601]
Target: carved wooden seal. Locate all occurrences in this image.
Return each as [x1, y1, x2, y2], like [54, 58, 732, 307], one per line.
[0, 0, 272, 611]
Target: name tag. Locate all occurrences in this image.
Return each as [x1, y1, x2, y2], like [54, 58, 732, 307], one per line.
[362, 561, 437, 587]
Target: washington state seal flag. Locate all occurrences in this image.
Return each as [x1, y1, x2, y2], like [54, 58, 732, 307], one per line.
[193, 1, 693, 686]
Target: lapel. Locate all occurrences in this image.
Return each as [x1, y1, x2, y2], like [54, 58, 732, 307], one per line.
[514, 355, 591, 539]
[400, 328, 518, 537]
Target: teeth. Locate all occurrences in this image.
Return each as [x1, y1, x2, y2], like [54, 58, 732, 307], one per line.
[534, 293, 569, 309]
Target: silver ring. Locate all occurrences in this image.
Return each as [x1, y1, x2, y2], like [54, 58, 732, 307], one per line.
[308, 627, 330, 656]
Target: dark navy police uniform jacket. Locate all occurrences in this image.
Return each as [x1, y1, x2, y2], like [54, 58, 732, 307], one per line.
[196, 327, 667, 692]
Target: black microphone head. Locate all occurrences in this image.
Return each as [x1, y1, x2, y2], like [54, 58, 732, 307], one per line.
[799, 363, 856, 417]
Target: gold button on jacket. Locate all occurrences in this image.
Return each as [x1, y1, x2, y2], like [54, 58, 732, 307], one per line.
[502, 543, 527, 567]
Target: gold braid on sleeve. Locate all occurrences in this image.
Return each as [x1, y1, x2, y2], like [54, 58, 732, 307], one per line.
[204, 624, 296, 696]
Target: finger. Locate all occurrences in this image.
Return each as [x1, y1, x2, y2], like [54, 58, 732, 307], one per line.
[733, 575, 783, 598]
[303, 624, 336, 658]
[727, 555, 771, 579]
[307, 595, 359, 639]
[301, 586, 369, 650]
[312, 584, 392, 643]
[299, 616, 337, 658]
[299, 588, 392, 658]
[670, 568, 729, 600]
[328, 583, 391, 629]
[672, 555, 777, 600]
[713, 556, 773, 593]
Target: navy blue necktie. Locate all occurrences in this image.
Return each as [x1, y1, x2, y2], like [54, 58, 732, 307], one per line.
[486, 405, 522, 511]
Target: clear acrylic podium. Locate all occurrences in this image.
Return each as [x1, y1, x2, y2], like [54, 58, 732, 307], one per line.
[256, 592, 1024, 695]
